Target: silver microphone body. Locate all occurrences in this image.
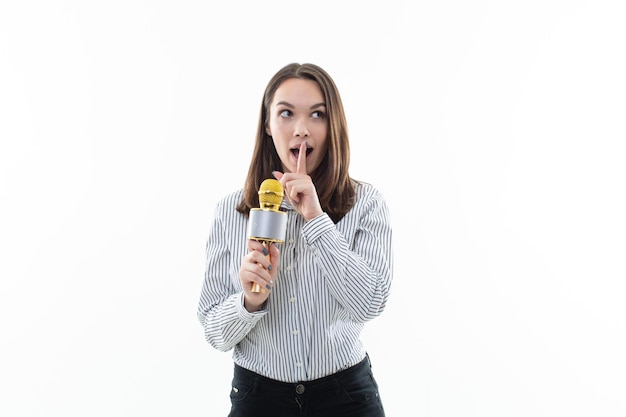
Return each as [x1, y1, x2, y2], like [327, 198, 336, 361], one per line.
[247, 209, 287, 243]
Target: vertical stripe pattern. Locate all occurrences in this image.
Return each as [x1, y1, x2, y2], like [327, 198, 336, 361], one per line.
[197, 181, 393, 383]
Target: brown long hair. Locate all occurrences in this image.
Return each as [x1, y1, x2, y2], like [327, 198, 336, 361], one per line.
[236, 63, 355, 223]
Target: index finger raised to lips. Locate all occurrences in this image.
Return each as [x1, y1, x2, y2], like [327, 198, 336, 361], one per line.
[296, 141, 307, 175]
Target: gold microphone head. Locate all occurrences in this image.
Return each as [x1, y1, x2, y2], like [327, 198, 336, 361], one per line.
[258, 179, 284, 210]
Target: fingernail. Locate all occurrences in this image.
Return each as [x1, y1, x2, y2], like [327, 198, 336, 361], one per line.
[262, 247, 268, 256]
[265, 284, 271, 290]
[267, 264, 272, 271]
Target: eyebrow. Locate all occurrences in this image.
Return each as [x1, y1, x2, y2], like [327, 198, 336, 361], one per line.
[275, 101, 326, 110]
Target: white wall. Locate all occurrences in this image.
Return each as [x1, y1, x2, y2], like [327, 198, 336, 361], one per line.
[1, 1, 624, 416]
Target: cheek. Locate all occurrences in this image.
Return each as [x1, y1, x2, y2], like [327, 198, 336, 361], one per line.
[315, 124, 329, 140]
[269, 121, 288, 139]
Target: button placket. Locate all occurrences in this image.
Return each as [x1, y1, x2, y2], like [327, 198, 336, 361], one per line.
[285, 210, 308, 380]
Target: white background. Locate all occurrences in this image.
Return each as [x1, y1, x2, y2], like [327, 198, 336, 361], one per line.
[1, 1, 625, 416]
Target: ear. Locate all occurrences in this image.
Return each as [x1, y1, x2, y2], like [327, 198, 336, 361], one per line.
[265, 123, 272, 137]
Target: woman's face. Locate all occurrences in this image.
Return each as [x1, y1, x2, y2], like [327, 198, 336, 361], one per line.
[266, 78, 329, 174]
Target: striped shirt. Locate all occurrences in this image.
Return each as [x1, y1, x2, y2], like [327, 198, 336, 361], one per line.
[197, 180, 393, 383]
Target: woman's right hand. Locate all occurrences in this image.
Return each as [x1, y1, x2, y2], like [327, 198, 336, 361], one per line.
[239, 240, 280, 312]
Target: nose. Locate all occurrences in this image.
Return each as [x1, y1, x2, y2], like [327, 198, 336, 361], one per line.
[294, 118, 309, 137]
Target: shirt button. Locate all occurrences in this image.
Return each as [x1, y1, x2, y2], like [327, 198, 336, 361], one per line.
[292, 329, 299, 335]
[286, 265, 292, 271]
[289, 297, 296, 303]
[296, 384, 305, 395]
[296, 362, 302, 368]
[289, 239, 295, 244]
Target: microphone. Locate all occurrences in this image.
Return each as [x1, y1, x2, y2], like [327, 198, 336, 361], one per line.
[247, 179, 287, 293]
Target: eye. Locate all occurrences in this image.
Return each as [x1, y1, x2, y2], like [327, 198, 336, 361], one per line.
[311, 110, 326, 119]
[279, 109, 292, 118]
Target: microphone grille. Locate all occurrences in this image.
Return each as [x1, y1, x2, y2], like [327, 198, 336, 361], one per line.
[258, 179, 284, 208]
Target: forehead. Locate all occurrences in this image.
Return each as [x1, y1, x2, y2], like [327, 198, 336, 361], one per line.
[271, 78, 324, 106]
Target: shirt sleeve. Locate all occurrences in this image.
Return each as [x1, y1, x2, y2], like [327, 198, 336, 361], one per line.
[301, 186, 394, 322]
[197, 202, 267, 352]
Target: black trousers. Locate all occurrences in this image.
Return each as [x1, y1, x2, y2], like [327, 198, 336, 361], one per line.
[227, 355, 386, 417]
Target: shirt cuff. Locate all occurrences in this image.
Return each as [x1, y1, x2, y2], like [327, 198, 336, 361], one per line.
[235, 292, 268, 321]
[302, 212, 335, 244]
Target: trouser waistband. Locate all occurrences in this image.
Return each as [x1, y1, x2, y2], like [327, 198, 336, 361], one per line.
[234, 354, 370, 391]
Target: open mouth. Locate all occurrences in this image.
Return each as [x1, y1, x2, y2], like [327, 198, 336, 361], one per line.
[291, 146, 313, 158]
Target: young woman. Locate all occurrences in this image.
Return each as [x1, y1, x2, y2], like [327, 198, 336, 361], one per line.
[198, 62, 393, 416]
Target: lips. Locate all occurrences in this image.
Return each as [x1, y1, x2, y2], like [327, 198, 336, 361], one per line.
[290, 146, 313, 158]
